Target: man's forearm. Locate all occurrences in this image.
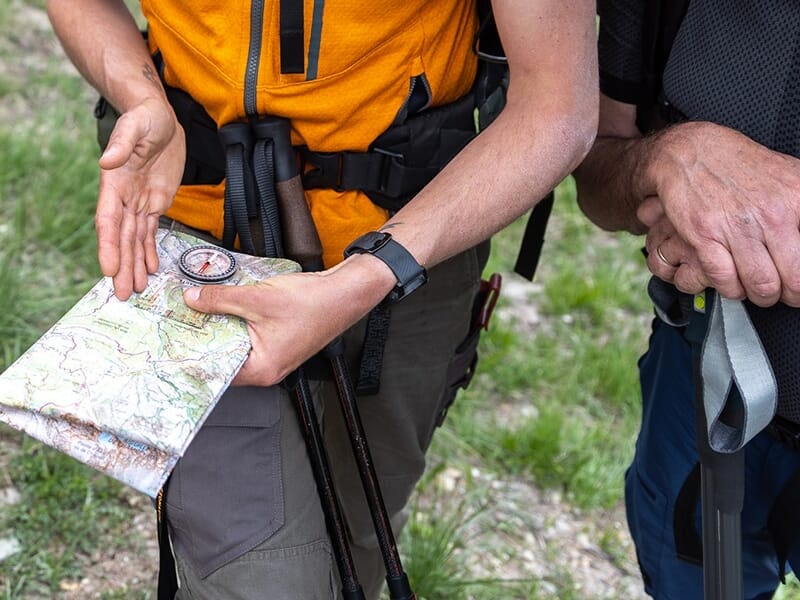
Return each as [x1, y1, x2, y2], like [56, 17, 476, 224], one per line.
[573, 134, 656, 235]
[572, 91, 689, 236]
[386, 93, 598, 268]
[377, 0, 599, 270]
[47, 0, 166, 113]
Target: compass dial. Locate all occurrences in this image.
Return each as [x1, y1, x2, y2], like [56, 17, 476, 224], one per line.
[178, 246, 238, 283]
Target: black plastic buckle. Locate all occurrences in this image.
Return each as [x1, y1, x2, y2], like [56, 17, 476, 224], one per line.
[300, 149, 343, 189]
[301, 147, 404, 195]
[367, 147, 404, 195]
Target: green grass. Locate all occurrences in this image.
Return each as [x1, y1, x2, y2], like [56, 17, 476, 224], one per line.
[775, 574, 800, 599]
[0, 3, 101, 370]
[429, 182, 649, 511]
[0, 438, 131, 598]
[399, 466, 540, 600]
[0, 4, 120, 595]
[404, 181, 650, 595]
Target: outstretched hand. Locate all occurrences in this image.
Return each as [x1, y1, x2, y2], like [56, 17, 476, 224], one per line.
[96, 96, 185, 300]
[638, 121, 800, 307]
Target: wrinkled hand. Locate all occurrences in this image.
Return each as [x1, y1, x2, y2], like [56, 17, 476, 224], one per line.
[644, 214, 711, 296]
[637, 121, 800, 307]
[96, 96, 185, 300]
[182, 261, 387, 386]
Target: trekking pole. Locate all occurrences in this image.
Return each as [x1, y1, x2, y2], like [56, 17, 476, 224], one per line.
[324, 339, 416, 600]
[250, 119, 365, 600]
[255, 117, 416, 599]
[692, 366, 745, 600]
[289, 369, 366, 600]
[686, 290, 744, 600]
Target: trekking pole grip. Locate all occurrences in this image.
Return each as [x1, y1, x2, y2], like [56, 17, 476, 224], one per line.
[252, 117, 324, 271]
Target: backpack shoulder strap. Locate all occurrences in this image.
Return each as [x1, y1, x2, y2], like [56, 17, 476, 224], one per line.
[513, 191, 554, 281]
[636, 0, 691, 132]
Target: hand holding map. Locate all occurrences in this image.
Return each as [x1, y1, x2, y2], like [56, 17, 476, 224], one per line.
[0, 229, 299, 497]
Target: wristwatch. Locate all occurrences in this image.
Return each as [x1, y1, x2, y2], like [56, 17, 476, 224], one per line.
[344, 231, 428, 303]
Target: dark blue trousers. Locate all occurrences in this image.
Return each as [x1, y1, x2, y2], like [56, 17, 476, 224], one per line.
[627, 319, 800, 599]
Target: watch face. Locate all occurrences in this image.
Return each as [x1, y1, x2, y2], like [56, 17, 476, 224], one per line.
[178, 246, 237, 283]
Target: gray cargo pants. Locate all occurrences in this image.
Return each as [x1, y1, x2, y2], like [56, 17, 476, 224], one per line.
[164, 243, 485, 599]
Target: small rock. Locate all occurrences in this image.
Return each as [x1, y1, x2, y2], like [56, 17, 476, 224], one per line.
[0, 487, 21, 506]
[0, 538, 21, 562]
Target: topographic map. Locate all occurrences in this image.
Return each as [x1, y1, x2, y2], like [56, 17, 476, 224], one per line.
[0, 229, 299, 497]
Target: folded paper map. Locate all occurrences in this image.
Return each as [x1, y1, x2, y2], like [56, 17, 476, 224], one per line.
[0, 228, 299, 497]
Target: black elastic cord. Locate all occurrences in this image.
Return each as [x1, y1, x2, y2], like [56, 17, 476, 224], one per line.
[253, 138, 284, 258]
[223, 144, 256, 254]
[220, 125, 257, 254]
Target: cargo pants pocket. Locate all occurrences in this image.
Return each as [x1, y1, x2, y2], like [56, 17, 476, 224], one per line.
[165, 385, 285, 578]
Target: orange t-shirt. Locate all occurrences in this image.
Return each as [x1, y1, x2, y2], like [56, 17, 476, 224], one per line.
[141, 0, 478, 267]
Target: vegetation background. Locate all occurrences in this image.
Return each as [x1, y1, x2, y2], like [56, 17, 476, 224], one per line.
[0, 1, 798, 599]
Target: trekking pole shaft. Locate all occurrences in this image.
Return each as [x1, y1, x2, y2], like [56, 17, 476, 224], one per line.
[291, 372, 366, 600]
[699, 465, 721, 600]
[701, 455, 744, 600]
[327, 348, 416, 600]
[267, 116, 414, 598]
[715, 509, 743, 600]
[248, 115, 365, 597]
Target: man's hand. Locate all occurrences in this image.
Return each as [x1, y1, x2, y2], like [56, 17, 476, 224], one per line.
[182, 255, 395, 386]
[576, 96, 800, 308]
[96, 96, 185, 300]
[639, 121, 800, 307]
[643, 215, 720, 298]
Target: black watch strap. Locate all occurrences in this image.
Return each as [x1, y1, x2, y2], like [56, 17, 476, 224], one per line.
[344, 231, 428, 303]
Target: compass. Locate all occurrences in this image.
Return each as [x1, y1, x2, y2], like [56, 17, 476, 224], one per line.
[178, 245, 238, 283]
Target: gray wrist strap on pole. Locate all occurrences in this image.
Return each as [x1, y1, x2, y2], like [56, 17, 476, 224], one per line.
[698, 292, 778, 453]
